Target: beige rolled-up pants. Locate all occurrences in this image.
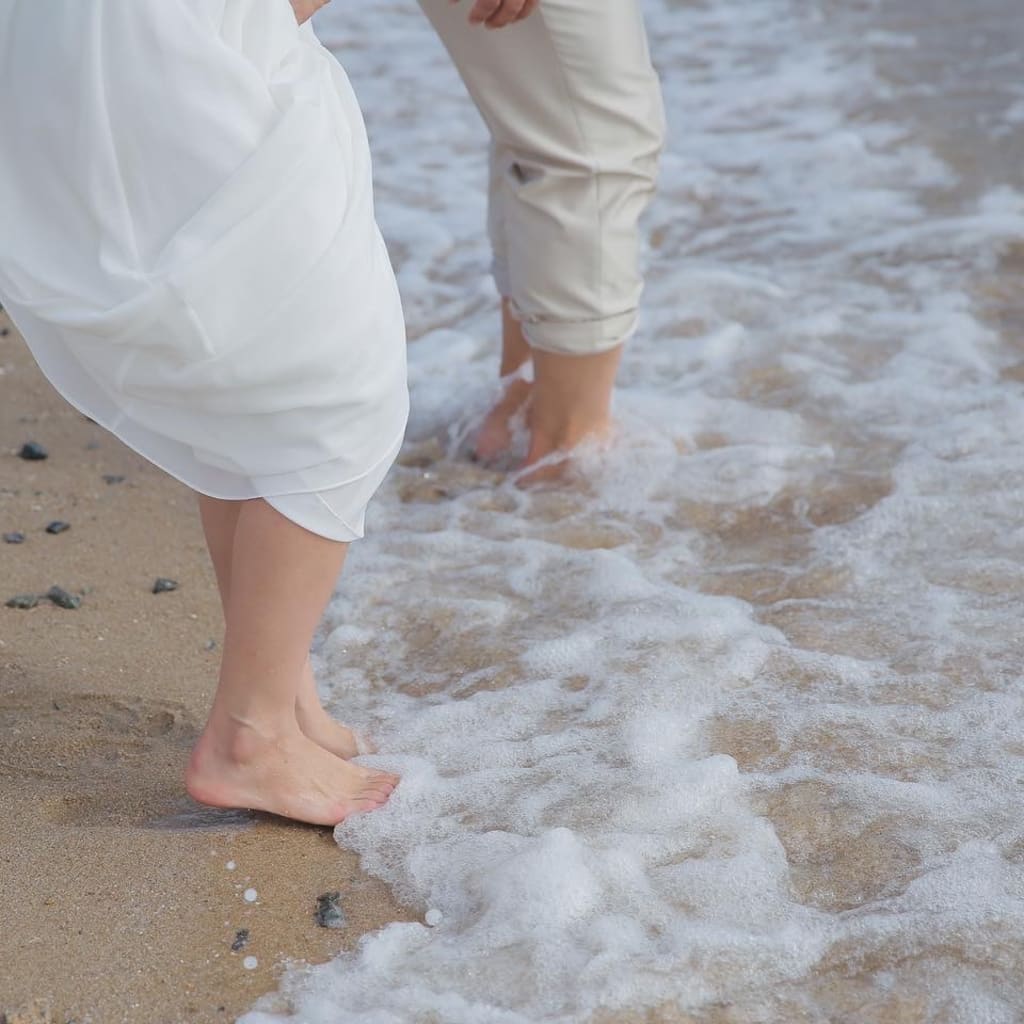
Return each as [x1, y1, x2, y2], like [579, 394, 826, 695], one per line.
[419, 0, 666, 356]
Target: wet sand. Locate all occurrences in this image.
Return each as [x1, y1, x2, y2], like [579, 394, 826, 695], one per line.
[0, 309, 413, 1024]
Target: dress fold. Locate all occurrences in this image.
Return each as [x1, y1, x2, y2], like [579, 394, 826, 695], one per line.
[0, 0, 409, 539]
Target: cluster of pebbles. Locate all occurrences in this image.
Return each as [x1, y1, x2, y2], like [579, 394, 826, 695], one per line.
[220, 889, 345, 980]
[4, 438, 178, 610]
[5, 586, 81, 611]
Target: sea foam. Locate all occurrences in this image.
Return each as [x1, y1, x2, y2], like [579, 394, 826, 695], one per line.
[242, 0, 1024, 1020]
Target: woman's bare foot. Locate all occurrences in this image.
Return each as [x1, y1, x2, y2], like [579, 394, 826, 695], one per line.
[186, 717, 399, 826]
[295, 657, 372, 760]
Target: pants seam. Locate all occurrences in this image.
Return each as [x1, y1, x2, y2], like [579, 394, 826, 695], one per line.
[532, 4, 605, 323]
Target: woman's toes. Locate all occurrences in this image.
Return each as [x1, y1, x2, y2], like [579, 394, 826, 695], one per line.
[355, 766, 400, 786]
[347, 797, 386, 814]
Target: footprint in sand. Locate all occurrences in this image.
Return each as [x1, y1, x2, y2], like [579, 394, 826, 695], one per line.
[0, 690, 205, 827]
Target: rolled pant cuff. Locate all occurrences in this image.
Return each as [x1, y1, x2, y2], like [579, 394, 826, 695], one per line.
[514, 306, 639, 357]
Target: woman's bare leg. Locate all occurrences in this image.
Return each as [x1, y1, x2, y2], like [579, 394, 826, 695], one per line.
[187, 497, 397, 826]
[197, 495, 366, 761]
[197, 496, 241, 608]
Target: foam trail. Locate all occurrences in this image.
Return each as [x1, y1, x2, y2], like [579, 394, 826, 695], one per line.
[242, 0, 1024, 1020]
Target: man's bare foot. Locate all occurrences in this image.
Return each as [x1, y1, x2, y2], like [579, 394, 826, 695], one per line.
[474, 376, 533, 463]
[295, 657, 372, 760]
[186, 718, 399, 826]
[473, 299, 533, 463]
[477, 300, 624, 479]
[516, 344, 623, 484]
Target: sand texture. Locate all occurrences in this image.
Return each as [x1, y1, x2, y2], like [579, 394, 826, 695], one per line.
[0, 312, 412, 1024]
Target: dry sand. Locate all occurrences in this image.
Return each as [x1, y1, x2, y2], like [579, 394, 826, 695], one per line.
[0, 309, 414, 1024]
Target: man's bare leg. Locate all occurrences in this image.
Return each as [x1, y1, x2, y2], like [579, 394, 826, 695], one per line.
[474, 299, 533, 462]
[522, 342, 622, 482]
[187, 497, 397, 826]
[474, 299, 623, 481]
[197, 496, 365, 761]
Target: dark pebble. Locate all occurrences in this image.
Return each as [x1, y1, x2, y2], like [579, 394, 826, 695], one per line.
[152, 577, 179, 594]
[204, 639, 218, 651]
[102, 474, 126, 485]
[17, 441, 48, 461]
[5, 593, 39, 609]
[314, 891, 345, 930]
[0, 327, 9, 337]
[231, 929, 249, 952]
[46, 586, 81, 609]
[45, 520, 71, 535]
[3, 532, 25, 544]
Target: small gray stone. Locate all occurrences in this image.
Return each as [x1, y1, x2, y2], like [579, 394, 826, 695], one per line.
[314, 892, 345, 929]
[6, 593, 39, 609]
[3, 531, 25, 544]
[17, 441, 48, 461]
[102, 474, 125, 485]
[46, 586, 81, 609]
[45, 521, 70, 535]
[231, 929, 249, 952]
[152, 577, 179, 594]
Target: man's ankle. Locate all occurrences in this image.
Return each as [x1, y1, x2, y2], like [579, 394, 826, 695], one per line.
[528, 344, 621, 445]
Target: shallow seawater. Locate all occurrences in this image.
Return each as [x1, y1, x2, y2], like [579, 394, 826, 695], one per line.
[244, 1, 1024, 1021]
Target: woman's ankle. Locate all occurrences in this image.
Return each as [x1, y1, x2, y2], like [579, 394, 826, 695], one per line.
[196, 708, 297, 765]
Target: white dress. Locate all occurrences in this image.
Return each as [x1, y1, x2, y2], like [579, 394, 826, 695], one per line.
[0, 0, 409, 541]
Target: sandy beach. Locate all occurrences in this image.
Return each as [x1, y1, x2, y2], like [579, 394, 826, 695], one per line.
[5, 0, 1024, 1019]
[0, 307, 413, 1024]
